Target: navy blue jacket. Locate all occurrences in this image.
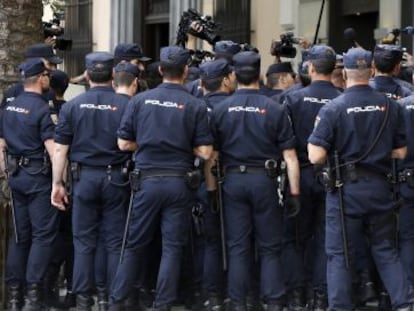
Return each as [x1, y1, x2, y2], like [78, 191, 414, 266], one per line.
[398, 95, 414, 169]
[0, 91, 54, 158]
[211, 89, 295, 167]
[309, 85, 406, 174]
[285, 80, 341, 162]
[55, 86, 131, 166]
[369, 76, 413, 100]
[117, 83, 213, 170]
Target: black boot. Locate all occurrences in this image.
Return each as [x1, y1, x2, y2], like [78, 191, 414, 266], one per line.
[108, 301, 125, 311]
[378, 291, 392, 311]
[358, 270, 376, 305]
[246, 295, 264, 311]
[312, 291, 327, 311]
[287, 288, 306, 311]
[230, 301, 247, 311]
[8, 284, 23, 311]
[97, 287, 109, 311]
[152, 304, 172, 311]
[266, 299, 284, 311]
[22, 284, 43, 311]
[76, 294, 94, 311]
[396, 304, 414, 311]
[205, 295, 224, 311]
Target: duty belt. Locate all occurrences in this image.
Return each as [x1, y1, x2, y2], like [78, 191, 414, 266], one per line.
[140, 168, 188, 179]
[342, 165, 388, 182]
[225, 166, 267, 174]
[11, 156, 46, 167]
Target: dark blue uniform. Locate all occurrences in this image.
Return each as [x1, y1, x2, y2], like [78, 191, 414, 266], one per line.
[309, 83, 412, 310]
[211, 86, 295, 305]
[55, 85, 131, 298]
[110, 82, 213, 308]
[397, 95, 414, 287]
[369, 76, 413, 100]
[1, 90, 59, 288]
[284, 79, 340, 302]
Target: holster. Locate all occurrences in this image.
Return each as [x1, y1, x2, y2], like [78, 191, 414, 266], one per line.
[317, 166, 335, 192]
[70, 162, 80, 181]
[6, 155, 18, 176]
[122, 160, 134, 177]
[129, 169, 141, 192]
[186, 169, 202, 189]
[264, 159, 278, 179]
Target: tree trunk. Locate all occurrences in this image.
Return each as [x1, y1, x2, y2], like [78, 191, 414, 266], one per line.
[0, 0, 43, 306]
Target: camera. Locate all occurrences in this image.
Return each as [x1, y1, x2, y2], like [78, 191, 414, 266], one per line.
[189, 49, 214, 67]
[43, 18, 73, 51]
[176, 8, 222, 47]
[270, 32, 300, 58]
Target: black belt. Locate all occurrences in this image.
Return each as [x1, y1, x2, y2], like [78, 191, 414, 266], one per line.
[140, 169, 188, 178]
[12, 157, 46, 167]
[225, 166, 267, 174]
[81, 163, 124, 170]
[342, 166, 388, 182]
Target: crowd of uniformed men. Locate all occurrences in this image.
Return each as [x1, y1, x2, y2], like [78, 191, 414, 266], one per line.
[1, 18, 414, 311]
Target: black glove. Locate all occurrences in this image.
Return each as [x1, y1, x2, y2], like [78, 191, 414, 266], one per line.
[285, 195, 301, 218]
[208, 190, 219, 213]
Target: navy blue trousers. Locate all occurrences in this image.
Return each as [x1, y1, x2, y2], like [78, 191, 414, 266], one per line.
[6, 166, 59, 286]
[399, 182, 414, 287]
[71, 166, 129, 295]
[326, 178, 411, 310]
[223, 173, 284, 304]
[110, 177, 194, 307]
[283, 166, 327, 292]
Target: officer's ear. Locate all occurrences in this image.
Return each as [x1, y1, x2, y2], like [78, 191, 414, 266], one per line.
[342, 69, 347, 81]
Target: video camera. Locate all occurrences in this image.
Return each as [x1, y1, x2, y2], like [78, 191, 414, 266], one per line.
[270, 32, 301, 58]
[190, 49, 215, 67]
[176, 8, 222, 47]
[42, 18, 72, 51]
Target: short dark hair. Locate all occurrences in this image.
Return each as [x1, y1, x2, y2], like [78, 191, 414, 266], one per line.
[201, 76, 225, 93]
[310, 58, 336, 75]
[87, 69, 112, 83]
[113, 72, 136, 88]
[235, 70, 260, 85]
[374, 57, 399, 74]
[160, 62, 186, 79]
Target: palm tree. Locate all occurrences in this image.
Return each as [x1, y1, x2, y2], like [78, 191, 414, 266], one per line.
[0, 0, 43, 306]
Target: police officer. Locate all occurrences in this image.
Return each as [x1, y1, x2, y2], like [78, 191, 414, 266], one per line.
[114, 43, 151, 93]
[185, 58, 236, 310]
[283, 45, 340, 311]
[200, 58, 237, 107]
[308, 47, 413, 311]
[260, 62, 295, 98]
[368, 43, 414, 309]
[397, 94, 414, 289]
[51, 52, 131, 311]
[44, 68, 75, 309]
[370, 44, 413, 99]
[186, 40, 241, 97]
[1, 43, 62, 108]
[209, 51, 300, 311]
[0, 58, 59, 310]
[113, 62, 140, 98]
[109, 46, 213, 311]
